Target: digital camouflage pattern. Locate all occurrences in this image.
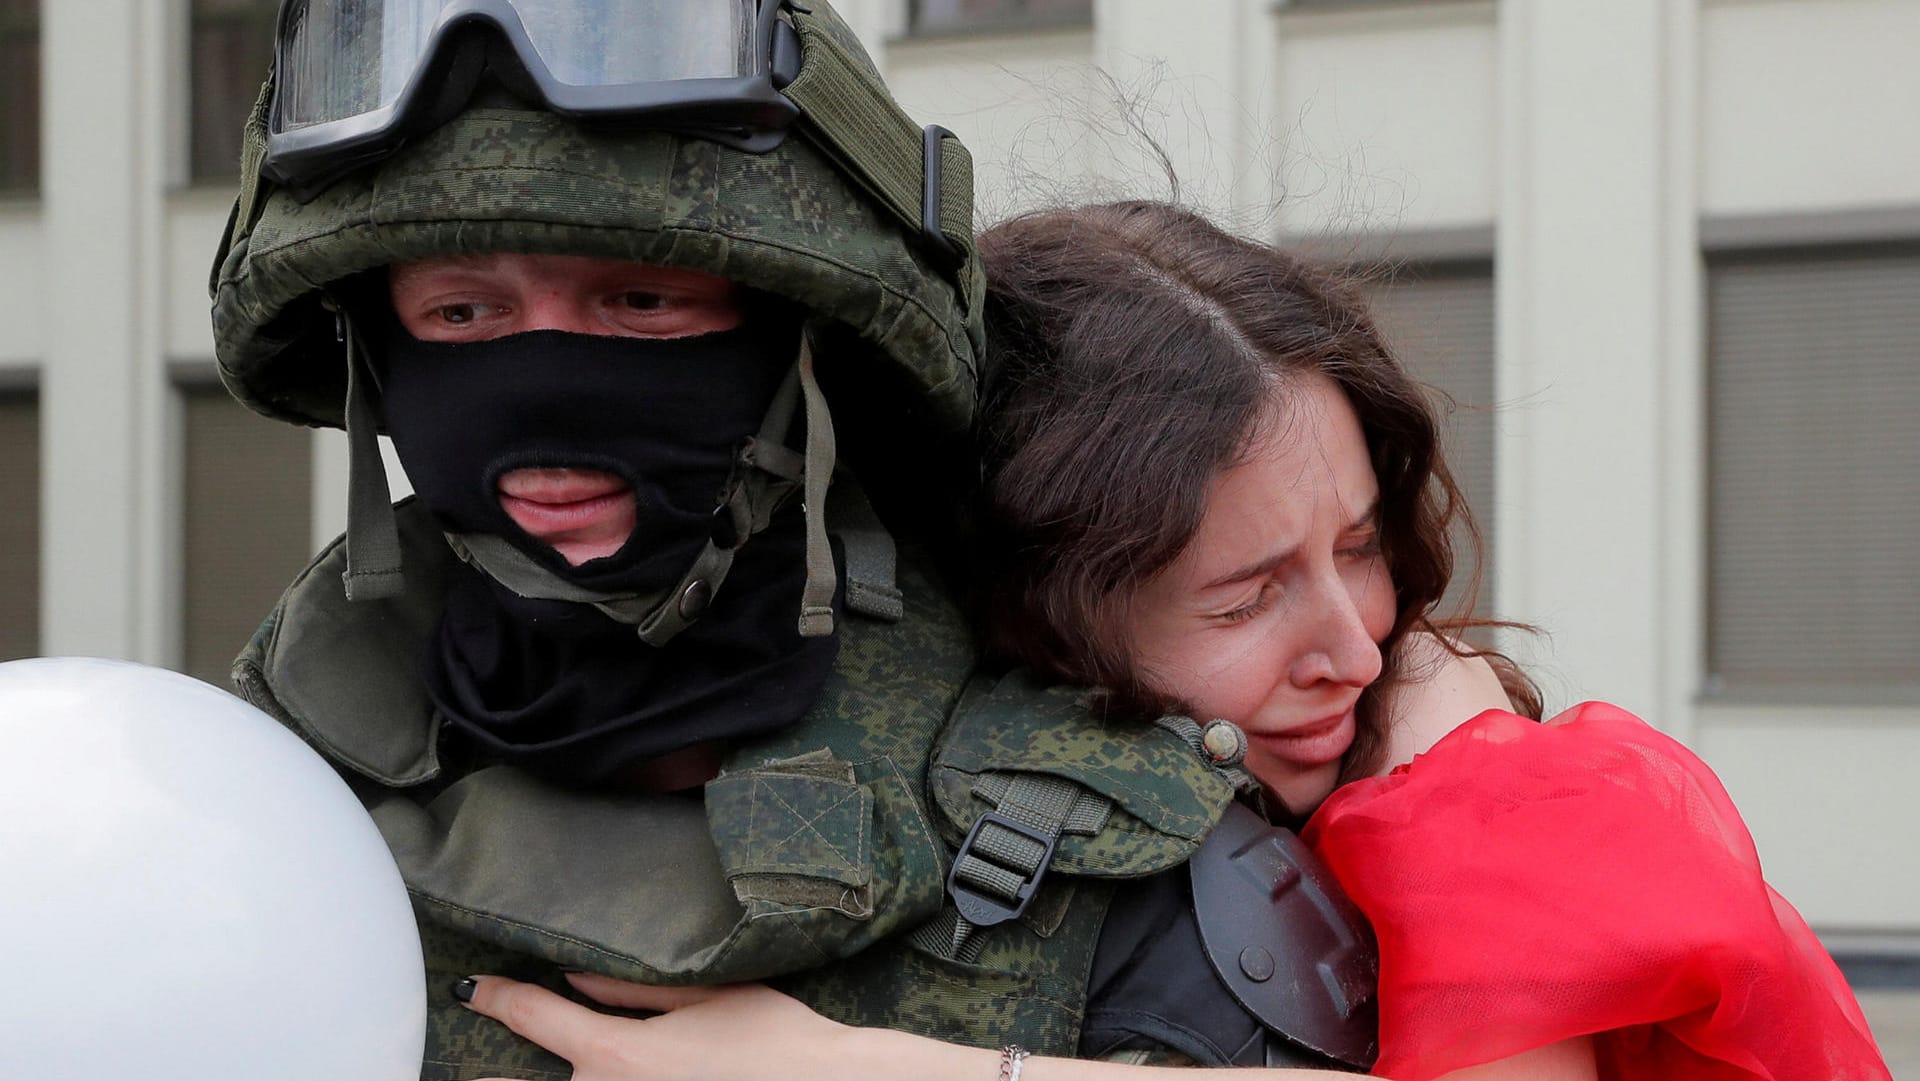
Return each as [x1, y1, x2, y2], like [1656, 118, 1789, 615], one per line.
[931, 671, 1233, 875]
[773, 878, 1115, 1056]
[416, 923, 571, 1081]
[234, 503, 1237, 1078]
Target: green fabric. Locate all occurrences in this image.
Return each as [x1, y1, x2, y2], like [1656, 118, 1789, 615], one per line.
[828, 472, 905, 622]
[231, 503, 1234, 1075]
[783, 5, 976, 260]
[218, 74, 274, 282]
[796, 341, 839, 636]
[973, 773, 1114, 836]
[953, 773, 1091, 908]
[773, 876, 1115, 1059]
[931, 671, 1237, 877]
[234, 501, 451, 787]
[339, 309, 404, 600]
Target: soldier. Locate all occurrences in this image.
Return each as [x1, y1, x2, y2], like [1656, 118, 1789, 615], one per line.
[211, 3, 1376, 1078]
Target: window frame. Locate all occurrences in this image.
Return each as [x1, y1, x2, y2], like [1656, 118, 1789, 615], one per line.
[1700, 237, 1920, 706]
[186, 0, 279, 187]
[1357, 256, 1501, 626]
[0, 378, 42, 660]
[173, 371, 316, 688]
[905, 0, 1093, 39]
[0, 0, 41, 196]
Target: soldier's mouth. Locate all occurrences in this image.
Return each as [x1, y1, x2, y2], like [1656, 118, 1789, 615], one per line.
[496, 467, 636, 566]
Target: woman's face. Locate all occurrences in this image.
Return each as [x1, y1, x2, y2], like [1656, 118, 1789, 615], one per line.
[1125, 373, 1396, 813]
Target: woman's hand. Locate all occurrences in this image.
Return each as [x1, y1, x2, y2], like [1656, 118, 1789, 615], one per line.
[462, 973, 859, 1081]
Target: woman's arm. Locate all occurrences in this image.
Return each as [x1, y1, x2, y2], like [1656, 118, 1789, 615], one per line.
[460, 973, 1595, 1081]
[1427, 1039, 1596, 1081]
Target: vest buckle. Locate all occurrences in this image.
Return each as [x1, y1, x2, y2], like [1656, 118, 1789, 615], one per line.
[947, 810, 1059, 927]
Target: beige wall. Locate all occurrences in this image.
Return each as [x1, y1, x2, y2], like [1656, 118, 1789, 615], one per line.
[1700, 0, 1920, 217]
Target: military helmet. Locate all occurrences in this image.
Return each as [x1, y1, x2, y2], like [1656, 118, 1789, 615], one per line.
[210, 0, 984, 436]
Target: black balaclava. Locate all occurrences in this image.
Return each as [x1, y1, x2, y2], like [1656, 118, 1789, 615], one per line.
[376, 310, 840, 787]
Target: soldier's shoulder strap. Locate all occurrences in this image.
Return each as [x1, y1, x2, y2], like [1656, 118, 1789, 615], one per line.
[825, 469, 903, 623]
[916, 669, 1239, 960]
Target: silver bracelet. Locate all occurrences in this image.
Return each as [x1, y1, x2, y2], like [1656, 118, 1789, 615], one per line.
[997, 1045, 1030, 1081]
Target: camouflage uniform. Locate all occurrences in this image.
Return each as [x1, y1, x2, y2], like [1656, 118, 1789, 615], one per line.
[232, 501, 1237, 1078]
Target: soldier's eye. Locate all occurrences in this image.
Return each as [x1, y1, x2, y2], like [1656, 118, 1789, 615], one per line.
[621, 291, 667, 311]
[437, 303, 481, 324]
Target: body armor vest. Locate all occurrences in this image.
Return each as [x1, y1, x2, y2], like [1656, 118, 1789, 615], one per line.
[234, 501, 1251, 1079]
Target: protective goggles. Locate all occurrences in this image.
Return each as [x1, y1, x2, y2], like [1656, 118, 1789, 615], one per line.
[263, 0, 801, 200]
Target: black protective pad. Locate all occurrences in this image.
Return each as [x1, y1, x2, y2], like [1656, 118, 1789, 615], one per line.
[1189, 801, 1379, 1069]
[1079, 801, 1377, 1070]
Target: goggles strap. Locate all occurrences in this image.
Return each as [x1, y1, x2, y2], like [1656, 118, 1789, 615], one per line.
[213, 76, 276, 296]
[338, 306, 406, 601]
[784, 7, 980, 293]
[233, 79, 274, 252]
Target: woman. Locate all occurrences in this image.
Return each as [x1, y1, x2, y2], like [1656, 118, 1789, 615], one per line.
[965, 199, 1531, 816]
[457, 203, 1888, 1081]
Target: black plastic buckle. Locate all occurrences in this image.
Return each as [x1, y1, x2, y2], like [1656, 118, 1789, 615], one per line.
[920, 124, 966, 267]
[947, 811, 1057, 928]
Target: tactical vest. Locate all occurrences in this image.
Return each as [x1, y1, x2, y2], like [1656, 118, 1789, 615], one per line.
[233, 501, 1239, 1080]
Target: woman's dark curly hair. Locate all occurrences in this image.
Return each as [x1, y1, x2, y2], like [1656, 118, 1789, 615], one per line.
[974, 201, 1537, 783]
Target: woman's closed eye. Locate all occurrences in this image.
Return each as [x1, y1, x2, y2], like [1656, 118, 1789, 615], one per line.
[1340, 532, 1383, 560]
[1219, 579, 1282, 623]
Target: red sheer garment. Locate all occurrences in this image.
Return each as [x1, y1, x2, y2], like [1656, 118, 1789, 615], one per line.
[1303, 702, 1890, 1081]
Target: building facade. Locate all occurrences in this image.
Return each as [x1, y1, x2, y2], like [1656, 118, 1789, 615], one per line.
[0, 0, 1914, 943]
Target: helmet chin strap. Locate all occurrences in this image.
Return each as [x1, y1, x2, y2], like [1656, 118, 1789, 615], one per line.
[336, 301, 406, 602]
[792, 339, 839, 637]
[337, 322, 842, 646]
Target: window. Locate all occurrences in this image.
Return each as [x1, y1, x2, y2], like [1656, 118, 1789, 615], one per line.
[1362, 263, 1498, 622]
[0, 0, 38, 194]
[190, 0, 277, 185]
[179, 382, 313, 688]
[1706, 245, 1920, 700]
[909, 0, 1091, 35]
[0, 388, 38, 659]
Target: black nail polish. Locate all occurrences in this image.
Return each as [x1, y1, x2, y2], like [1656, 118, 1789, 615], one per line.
[451, 977, 477, 1003]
